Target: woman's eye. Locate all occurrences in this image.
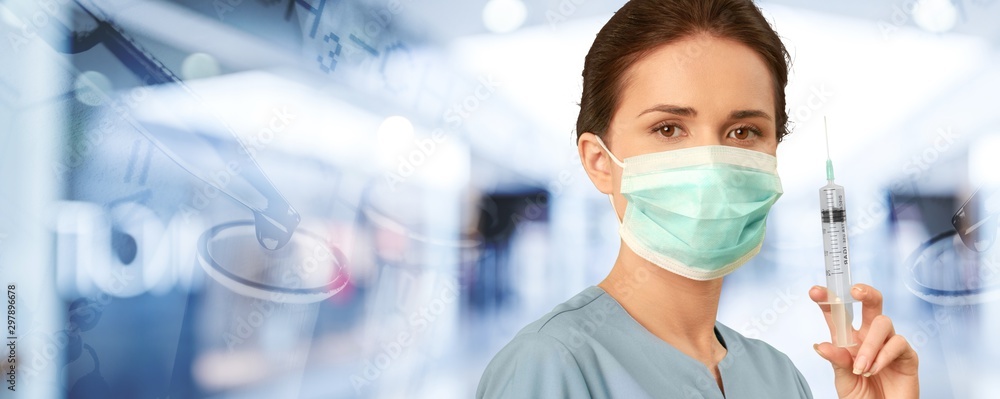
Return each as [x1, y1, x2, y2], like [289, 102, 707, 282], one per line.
[654, 124, 682, 138]
[727, 126, 759, 140]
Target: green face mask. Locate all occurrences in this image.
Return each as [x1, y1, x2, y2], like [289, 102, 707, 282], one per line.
[596, 137, 783, 280]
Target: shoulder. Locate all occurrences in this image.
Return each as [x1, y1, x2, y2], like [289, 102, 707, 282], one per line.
[477, 288, 608, 398]
[519, 286, 610, 339]
[476, 332, 590, 398]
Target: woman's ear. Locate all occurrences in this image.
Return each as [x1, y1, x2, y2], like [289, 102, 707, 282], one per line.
[577, 132, 616, 195]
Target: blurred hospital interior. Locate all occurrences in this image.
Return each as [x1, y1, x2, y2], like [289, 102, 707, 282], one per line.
[1, 0, 999, 397]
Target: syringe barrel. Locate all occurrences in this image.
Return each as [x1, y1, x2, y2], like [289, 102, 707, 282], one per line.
[819, 182, 852, 300]
[820, 182, 855, 347]
[820, 183, 847, 212]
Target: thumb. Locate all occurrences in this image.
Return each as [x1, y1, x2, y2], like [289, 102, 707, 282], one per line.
[814, 342, 855, 375]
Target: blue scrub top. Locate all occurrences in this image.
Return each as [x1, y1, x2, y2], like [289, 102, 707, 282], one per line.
[477, 286, 813, 398]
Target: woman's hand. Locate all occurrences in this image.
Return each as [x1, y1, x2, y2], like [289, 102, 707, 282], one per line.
[809, 284, 919, 399]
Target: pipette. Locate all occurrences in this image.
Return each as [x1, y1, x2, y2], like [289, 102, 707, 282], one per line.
[819, 117, 856, 347]
[41, 0, 302, 250]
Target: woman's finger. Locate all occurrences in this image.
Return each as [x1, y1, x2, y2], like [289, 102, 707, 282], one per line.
[852, 314, 894, 376]
[868, 334, 916, 377]
[814, 342, 854, 377]
[852, 284, 883, 336]
[809, 285, 838, 339]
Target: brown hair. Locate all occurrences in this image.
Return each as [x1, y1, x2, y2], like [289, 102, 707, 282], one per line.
[576, 0, 791, 143]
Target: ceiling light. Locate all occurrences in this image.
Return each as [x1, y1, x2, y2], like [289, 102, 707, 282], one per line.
[482, 0, 527, 34]
[913, 0, 958, 34]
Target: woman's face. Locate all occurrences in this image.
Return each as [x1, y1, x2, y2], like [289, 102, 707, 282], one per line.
[607, 33, 777, 156]
[579, 33, 778, 216]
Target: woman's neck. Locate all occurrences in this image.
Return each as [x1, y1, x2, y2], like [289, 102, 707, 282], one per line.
[598, 241, 727, 368]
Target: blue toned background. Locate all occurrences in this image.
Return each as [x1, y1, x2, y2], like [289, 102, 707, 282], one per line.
[0, 0, 998, 397]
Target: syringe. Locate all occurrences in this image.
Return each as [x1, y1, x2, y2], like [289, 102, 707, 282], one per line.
[820, 117, 856, 347]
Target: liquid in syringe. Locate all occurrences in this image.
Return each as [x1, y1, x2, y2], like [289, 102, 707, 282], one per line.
[819, 117, 856, 347]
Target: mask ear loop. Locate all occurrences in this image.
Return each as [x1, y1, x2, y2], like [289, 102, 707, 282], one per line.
[593, 135, 625, 224]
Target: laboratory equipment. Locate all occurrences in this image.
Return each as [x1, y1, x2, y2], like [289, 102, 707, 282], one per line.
[904, 230, 1000, 306]
[34, 0, 301, 250]
[198, 221, 350, 304]
[819, 118, 857, 347]
[900, 186, 1000, 306]
[953, 186, 999, 252]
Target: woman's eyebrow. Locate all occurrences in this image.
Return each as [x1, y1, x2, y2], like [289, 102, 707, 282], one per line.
[637, 104, 696, 118]
[637, 105, 773, 121]
[729, 109, 772, 121]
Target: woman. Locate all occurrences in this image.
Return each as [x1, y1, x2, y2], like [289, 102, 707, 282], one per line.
[477, 0, 919, 398]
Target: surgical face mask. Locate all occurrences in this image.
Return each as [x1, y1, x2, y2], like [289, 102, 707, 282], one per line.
[595, 137, 783, 280]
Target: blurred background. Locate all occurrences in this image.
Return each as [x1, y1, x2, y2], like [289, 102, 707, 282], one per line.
[0, 0, 998, 397]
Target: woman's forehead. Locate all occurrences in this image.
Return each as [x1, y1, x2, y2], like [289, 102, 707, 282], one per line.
[616, 35, 776, 121]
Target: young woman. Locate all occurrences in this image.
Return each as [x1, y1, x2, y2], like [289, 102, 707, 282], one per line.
[477, 0, 919, 397]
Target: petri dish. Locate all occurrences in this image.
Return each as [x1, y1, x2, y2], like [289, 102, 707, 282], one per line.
[198, 220, 350, 304]
[906, 230, 1000, 306]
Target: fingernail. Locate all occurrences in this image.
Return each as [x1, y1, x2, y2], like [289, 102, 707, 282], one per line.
[853, 355, 868, 375]
[866, 363, 879, 377]
[862, 372, 872, 378]
[853, 286, 865, 294]
[813, 344, 823, 357]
